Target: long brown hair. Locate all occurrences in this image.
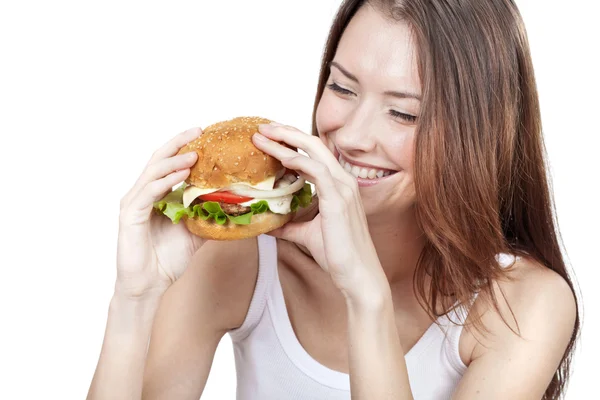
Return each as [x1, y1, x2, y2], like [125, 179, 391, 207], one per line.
[311, 1, 580, 398]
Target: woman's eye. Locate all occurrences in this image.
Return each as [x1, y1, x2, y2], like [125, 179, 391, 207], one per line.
[389, 109, 417, 123]
[327, 82, 416, 123]
[327, 82, 355, 96]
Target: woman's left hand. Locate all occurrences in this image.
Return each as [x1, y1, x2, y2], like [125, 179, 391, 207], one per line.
[252, 122, 388, 300]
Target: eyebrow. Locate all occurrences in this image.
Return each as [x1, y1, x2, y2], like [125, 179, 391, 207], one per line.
[329, 61, 422, 101]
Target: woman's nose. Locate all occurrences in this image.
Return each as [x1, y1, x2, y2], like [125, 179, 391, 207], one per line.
[335, 113, 377, 154]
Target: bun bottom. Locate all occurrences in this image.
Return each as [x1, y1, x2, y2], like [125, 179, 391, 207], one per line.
[183, 211, 294, 240]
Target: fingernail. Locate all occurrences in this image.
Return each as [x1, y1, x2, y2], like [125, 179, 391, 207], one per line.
[269, 121, 283, 126]
[258, 123, 270, 131]
[187, 152, 197, 159]
[253, 132, 268, 142]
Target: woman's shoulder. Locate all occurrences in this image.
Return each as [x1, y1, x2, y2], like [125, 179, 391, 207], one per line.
[488, 255, 576, 322]
[467, 255, 577, 361]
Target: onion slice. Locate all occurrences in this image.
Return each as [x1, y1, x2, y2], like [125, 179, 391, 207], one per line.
[228, 175, 305, 198]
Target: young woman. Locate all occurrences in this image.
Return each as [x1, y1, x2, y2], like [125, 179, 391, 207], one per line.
[87, 1, 580, 399]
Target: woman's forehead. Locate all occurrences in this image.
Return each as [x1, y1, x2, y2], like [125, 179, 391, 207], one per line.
[334, 6, 421, 93]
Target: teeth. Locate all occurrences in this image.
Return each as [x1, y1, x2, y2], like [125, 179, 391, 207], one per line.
[338, 155, 393, 180]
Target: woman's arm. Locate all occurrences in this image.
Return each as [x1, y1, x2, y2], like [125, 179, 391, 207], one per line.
[251, 123, 417, 399]
[345, 281, 414, 400]
[86, 238, 259, 400]
[142, 238, 258, 399]
[86, 292, 163, 400]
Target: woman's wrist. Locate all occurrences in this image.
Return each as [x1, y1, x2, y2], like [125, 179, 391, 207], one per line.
[113, 277, 170, 302]
[108, 289, 164, 332]
[342, 268, 393, 313]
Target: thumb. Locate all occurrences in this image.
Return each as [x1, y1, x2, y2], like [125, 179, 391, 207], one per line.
[266, 221, 309, 247]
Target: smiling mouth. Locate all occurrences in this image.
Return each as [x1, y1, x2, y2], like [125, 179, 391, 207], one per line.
[338, 155, 398, 180]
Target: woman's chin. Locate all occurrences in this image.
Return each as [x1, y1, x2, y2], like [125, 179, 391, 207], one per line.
[359, 190, 416, 221]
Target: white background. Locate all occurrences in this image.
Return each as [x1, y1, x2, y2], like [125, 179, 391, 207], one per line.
[0, 1, 597, 399]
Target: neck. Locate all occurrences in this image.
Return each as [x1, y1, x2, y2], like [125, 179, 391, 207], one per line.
[366, 206, 426, 287]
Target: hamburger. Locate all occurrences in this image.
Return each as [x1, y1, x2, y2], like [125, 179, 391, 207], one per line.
[153, 116, 313, 240]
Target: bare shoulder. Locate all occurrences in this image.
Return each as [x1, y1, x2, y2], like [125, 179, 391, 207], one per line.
[453, 257, 578, 398]
[468, 256, 577, 360]
[166, 237, 260, 332]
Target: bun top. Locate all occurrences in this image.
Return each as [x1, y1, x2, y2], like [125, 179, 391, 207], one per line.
[178, 116, 284, 189]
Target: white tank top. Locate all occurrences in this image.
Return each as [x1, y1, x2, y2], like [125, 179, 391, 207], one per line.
[228, 235, 497, 399]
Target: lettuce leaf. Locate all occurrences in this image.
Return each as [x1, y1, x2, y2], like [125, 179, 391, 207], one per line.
[153, 183, 313, 225]
[153, 184, 192, 223]
[197, 201, 228, 225]
[291, 183, 312, 212]
[250, 200, 270, 214]
[227, 212, 254, 225]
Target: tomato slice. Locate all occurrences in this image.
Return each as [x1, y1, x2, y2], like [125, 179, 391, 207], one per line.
[198, 191, 254, 204]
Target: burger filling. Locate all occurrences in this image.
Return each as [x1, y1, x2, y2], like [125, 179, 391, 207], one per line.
[153, 171, 313, 226]
[190, 199, 251, 216]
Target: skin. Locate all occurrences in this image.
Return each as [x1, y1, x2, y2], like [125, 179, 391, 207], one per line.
[87, 5, 577, 400]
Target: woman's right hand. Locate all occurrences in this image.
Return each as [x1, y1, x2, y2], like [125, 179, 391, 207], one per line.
[115, 127, 205, 299]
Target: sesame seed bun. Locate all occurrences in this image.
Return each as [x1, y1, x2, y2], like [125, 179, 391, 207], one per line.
[182, 210, 294, 241]
[178, 116, 283, 189]
[174, 116, 298, 241]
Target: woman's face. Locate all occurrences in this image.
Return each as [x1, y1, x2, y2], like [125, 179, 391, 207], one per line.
[316, 5, 421, 217]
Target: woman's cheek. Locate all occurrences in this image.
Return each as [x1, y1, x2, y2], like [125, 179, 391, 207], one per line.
[315, 92, 349, 138]
[386, 129, 415, 172]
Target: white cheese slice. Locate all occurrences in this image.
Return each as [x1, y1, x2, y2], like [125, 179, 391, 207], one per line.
[247, 176, 275, 191]
[182, 176, 277, 208]
[240, 194, 294, 215]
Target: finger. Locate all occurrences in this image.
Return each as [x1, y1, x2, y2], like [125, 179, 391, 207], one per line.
[267, 220, 310, 248]
[253, 132, 349, 188]
[278, 155, 345, 204]
[252, 132, 300, 161]
[121, 152, 198, 209]
[256, 123, 350, 183]
[122, 128, 201, 208]
[131, 168, 191, 212]
[137, 151, 197, 192]
[147, 127, 202, 165]
[148, 152, 198, 182]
